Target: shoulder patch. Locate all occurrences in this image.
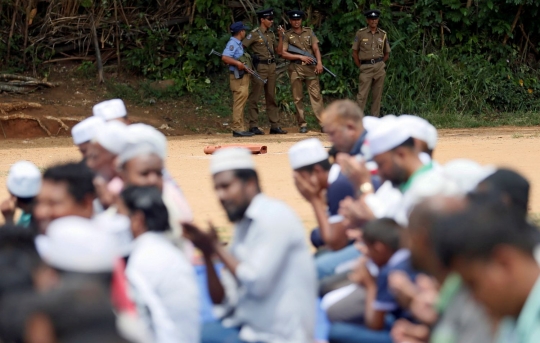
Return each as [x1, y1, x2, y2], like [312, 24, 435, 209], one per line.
[229, 45, 234, 51]
[358, 27, 367, 32]
[246, 33, 252, 40]
[379, 28, 387, 34]
[354, 36, 358, 42]
[251, 27, 259, 32]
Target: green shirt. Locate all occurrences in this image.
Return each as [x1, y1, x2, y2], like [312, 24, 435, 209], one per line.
[497, 275, 540, 343]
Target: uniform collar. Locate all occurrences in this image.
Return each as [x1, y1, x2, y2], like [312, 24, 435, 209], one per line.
[259, 25, 268, 33]
[230, 36, 242, 45]
[290, 27, 308, 35]
[387, 249, 410, 268]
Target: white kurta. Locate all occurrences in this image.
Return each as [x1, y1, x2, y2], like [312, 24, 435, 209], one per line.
[126, 232, 200, 343]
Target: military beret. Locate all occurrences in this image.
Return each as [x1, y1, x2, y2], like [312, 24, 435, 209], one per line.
[364, 9, 381, 19]
[230, 21, 250, 34]
[256, 8, 274, 18]
[287, 10, 305, 19]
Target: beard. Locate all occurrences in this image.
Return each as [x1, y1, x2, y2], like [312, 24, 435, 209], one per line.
[222, 201, 250, 222]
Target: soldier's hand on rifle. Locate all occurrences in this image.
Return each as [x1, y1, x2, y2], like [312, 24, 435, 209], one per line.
[315, 62, 323, 74]
[300, 55, 315, 64]
[236, 61, 246, 71]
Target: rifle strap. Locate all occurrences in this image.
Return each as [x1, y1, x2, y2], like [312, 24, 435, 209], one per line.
[257, 29, 275, 59]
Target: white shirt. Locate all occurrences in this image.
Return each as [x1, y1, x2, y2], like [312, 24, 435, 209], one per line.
[217, 193, 317, 343]
[126, 232, 200, 343]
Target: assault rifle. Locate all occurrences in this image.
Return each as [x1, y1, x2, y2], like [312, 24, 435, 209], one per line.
[286, 45, 337, 78]
[209, 49, 267, 84]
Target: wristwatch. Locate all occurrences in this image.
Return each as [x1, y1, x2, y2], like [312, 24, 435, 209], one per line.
[358, 182, 374, 195]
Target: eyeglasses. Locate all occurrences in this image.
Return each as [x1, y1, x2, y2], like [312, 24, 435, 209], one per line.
[265, 17, 274, 21]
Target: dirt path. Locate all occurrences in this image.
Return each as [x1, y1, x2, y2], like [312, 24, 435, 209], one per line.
[1, 127, 539, 236]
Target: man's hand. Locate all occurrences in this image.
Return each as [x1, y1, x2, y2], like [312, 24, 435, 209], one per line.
[237, 62, 246, 71]
[277, 25, 285, 37]
[348, 256, 375, 287]
[293, 171, 322, 202]
[300, 55, 316, 64]
[0, 196, 17, 224]
[93, 176, 117, 209]
[183, 222, 219, 256]
[315, 62, 323, 74]
[339, 195, 375, 228]
[336, 153, 371, 189]
[391, 319, 430, 343]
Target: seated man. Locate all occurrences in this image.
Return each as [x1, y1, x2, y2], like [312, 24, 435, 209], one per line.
[184, 148, 317, 343]
[434, 195, 540, 343]
[329, 218, 417, 343]
[288, 138, 358, 280]
[1, 161, 42, 229]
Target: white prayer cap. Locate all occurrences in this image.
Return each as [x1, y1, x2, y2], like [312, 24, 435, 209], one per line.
[288, 138, 329, 170]
[210, 148, 255, 175]
[7, 161, 42, 198]
[93, 99, 127, 121]
[362, 116, 380, 132]
[35, 216, 118, 273]
[366, 117, 412, 157]
[93, 121, 129, 155]
[93, 213, 133, 257]
[398, 115, 438, 150]
[71, 116, 105, 145]
[125, 123, 167, 159]
[442, 159, 496, 193]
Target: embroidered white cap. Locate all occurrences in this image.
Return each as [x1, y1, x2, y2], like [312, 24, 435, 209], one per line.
[7, 161, 42, 198]
[210, 148, 255, 175]
[366, 117, 412, 157]
[398, 115, 438, 150]
[288, 138, 329, 170]
[442, 159, 496, 193]
[362, 116, 380, 132]
[93, 99, 127, 121]
[93, 121, 129, 155]
[125, 123, 167, 159]
[71, 116, 105, 145]
[35, 216, 119, 273]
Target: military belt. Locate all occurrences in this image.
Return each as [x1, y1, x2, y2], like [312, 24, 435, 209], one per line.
[257, 58, 275, 65]
[360, 57, 383, 65]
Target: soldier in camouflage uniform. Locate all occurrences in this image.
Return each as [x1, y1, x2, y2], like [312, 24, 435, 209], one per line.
[242, 8, 287, 135]
[352, 9, 391, 117]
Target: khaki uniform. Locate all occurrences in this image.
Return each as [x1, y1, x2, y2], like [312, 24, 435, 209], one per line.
[283, 27, 324, 128]
[352, 27, 391, 117]
[229, 74, 251, 131]
[242, 27, 280, 129]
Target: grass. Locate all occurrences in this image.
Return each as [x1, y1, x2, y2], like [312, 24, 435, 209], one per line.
[102, 71, 540, 130]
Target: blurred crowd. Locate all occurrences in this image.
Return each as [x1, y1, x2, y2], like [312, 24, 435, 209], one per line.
[0, 98, 538, 343]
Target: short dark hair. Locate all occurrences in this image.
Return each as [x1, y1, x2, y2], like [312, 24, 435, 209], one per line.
[0, 225, 41, 296]
[434, 196, 539, 268]
[43, 162, 95, 203]
[121, 186, 169, 232]
[296, 159, 332, 173]
[362, 218, 402, 251]
[15, 196, 34, 205]
[393, 137, 415, 150]
[477, 168, 529, 219]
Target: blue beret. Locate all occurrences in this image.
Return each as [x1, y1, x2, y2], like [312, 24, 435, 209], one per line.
[230, 22, 250, 33]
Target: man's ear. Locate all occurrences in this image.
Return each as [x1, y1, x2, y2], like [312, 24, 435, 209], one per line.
[373, 241, 388, 255]
[491, 245, 521, 272]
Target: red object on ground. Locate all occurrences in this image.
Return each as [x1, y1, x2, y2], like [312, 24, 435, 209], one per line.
[204, 144, 268, 155]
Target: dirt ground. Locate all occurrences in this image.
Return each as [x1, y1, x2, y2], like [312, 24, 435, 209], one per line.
[1, 126, 539, 237]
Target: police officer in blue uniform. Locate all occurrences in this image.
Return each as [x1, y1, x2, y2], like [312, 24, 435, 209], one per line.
[222, 22, 254, 137]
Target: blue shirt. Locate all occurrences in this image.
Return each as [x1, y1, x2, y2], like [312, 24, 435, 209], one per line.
[374, 249, 418, 320]
[326, 165, 356, 225]
[222, 37, 244, 72]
